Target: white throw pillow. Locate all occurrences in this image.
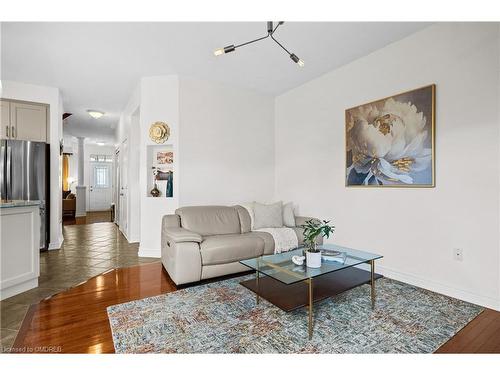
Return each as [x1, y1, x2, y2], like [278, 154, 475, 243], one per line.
[253, 201, 283, 229]
[282, 202, 296, 227]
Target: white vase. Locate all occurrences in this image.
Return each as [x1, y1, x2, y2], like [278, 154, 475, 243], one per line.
[306, 250, 322, 268]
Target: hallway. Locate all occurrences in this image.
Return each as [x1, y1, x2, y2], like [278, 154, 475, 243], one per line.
[0, 222, 158, 352]
[63, 210, 113, 225]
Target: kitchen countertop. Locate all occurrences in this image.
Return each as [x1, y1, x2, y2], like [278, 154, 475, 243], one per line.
[0, 200, 41, 208]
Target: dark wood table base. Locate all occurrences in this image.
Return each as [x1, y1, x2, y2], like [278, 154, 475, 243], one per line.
[240, 267, 383, 312]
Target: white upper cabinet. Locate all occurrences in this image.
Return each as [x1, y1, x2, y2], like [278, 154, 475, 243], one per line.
[0, 100, 10, 139]
[10, 101, 48, 142]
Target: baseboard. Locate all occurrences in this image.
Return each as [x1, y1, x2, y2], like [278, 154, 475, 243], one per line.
[128, 236, 140, 243]
[138, 246, 160, 258]
[120, 228, 130, 242]
[0, 278, 38, 300]
[377, 265, 500, 312]
[48, 235, 64, 250]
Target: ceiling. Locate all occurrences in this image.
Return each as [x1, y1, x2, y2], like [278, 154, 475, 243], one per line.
[1, 22, 430, 144]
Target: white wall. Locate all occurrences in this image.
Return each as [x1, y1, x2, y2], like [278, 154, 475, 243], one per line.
[117, 75, 275, 257]
[179, 77, 275, 206]
[1, 80, 64, 250]
[275, 23, 500, 310]
[138, 76, 179, 256]
[116, 84, 141, 242]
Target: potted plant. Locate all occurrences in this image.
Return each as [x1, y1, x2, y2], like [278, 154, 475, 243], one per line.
[301, 219, 335, 268]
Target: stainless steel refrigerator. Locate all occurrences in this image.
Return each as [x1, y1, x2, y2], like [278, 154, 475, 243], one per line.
[0, 139, 50, 249]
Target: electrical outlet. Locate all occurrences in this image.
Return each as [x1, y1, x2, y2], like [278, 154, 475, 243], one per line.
[453, 248, 463, 261]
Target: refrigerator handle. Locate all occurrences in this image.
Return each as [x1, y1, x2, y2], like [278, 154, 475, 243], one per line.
[6, 143, 12, 199]
[5, 126, 9, 138]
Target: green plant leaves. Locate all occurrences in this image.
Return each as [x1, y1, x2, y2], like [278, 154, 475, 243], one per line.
[300, 218, 335, 248]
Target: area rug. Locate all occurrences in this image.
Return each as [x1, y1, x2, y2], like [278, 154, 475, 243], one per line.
[107, 276, 483, 353]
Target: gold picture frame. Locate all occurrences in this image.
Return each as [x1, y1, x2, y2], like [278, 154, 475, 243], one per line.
[345, 84, 435, 188]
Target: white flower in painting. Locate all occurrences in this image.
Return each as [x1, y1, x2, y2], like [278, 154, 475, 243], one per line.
[347, 98, 431, 185]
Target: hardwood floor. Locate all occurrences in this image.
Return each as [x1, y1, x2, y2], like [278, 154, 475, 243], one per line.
[10, 260, 500, 353]
[436, 309, 500, 353]
[12, 262, 175, 353]
[0, 222, 157, 352]
[63, 211, 112, 226]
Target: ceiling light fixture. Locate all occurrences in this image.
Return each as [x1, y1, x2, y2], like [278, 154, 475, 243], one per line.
[214, 21, 304, 67]
[87, 110, 105, 119]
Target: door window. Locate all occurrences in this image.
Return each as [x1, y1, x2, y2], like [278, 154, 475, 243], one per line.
[94, 166, 110, 188]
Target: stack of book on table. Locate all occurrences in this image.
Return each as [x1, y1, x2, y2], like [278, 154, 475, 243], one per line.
[321, 249, 347, 264]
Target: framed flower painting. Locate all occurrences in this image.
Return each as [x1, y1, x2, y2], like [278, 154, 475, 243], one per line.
[345, 84, 435, 187]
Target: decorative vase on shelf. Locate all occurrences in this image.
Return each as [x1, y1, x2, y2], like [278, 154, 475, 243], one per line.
[150, 183, 161, 197]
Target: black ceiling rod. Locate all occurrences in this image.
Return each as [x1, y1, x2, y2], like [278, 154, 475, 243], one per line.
[213, 21, 304, 67]
[214, 22, 272, 56]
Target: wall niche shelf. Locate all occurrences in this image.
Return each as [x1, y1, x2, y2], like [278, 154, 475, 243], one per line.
[146, 144, 174, 198]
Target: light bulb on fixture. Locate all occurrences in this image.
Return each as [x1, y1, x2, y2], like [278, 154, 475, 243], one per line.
[96, 141, 106, 146]
[290, 53, 304, 67]
[213, 22, 305, 67]
[87, 110, 104, 119]
[214, 45, 236, 57]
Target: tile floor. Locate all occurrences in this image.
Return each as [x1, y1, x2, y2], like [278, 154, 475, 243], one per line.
[0, 222, 158, 352]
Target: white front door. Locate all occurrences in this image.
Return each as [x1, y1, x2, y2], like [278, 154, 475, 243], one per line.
[89, 162, 112, 211]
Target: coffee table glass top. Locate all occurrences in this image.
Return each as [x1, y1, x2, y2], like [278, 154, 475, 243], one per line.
[240, 244, 382, 285]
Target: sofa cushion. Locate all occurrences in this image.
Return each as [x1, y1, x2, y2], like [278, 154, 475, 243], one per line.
[234, 205, 252, 233]
[176, 206, 241, 236]
[239, 202, 255, 230]
[248, 231, 275, 255]
[200, 233, 264, 266]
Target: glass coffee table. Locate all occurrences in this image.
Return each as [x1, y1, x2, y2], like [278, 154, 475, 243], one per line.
[240, 244, 383, 339]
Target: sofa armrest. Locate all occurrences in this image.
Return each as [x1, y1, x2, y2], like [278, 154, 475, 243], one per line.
[164, 227, 203, 243]
[295, 216, 321, 227]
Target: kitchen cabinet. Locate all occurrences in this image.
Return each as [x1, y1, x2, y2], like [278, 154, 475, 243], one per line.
[0, 202, 40, 300]
[0, 100, 10, 139]
[0, 99, 48, 142]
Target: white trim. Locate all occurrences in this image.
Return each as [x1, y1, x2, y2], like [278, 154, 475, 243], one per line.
[0, 278, 38, 301]
[377, 265, 500, 311]
[138, 246, 160, 258]
[128, 236, 140, 243]
[48, 234, 63, 250]
[120, 227, 130, 242]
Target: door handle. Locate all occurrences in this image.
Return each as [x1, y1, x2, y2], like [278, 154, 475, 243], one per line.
[5, 126, 9, 138]
[11, 126, 16, 139]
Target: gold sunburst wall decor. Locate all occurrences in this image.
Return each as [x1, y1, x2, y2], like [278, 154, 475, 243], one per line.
[149, 121, 171, 144]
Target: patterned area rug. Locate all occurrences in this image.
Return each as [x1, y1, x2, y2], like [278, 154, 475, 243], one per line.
[107, 276, 483, 353]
